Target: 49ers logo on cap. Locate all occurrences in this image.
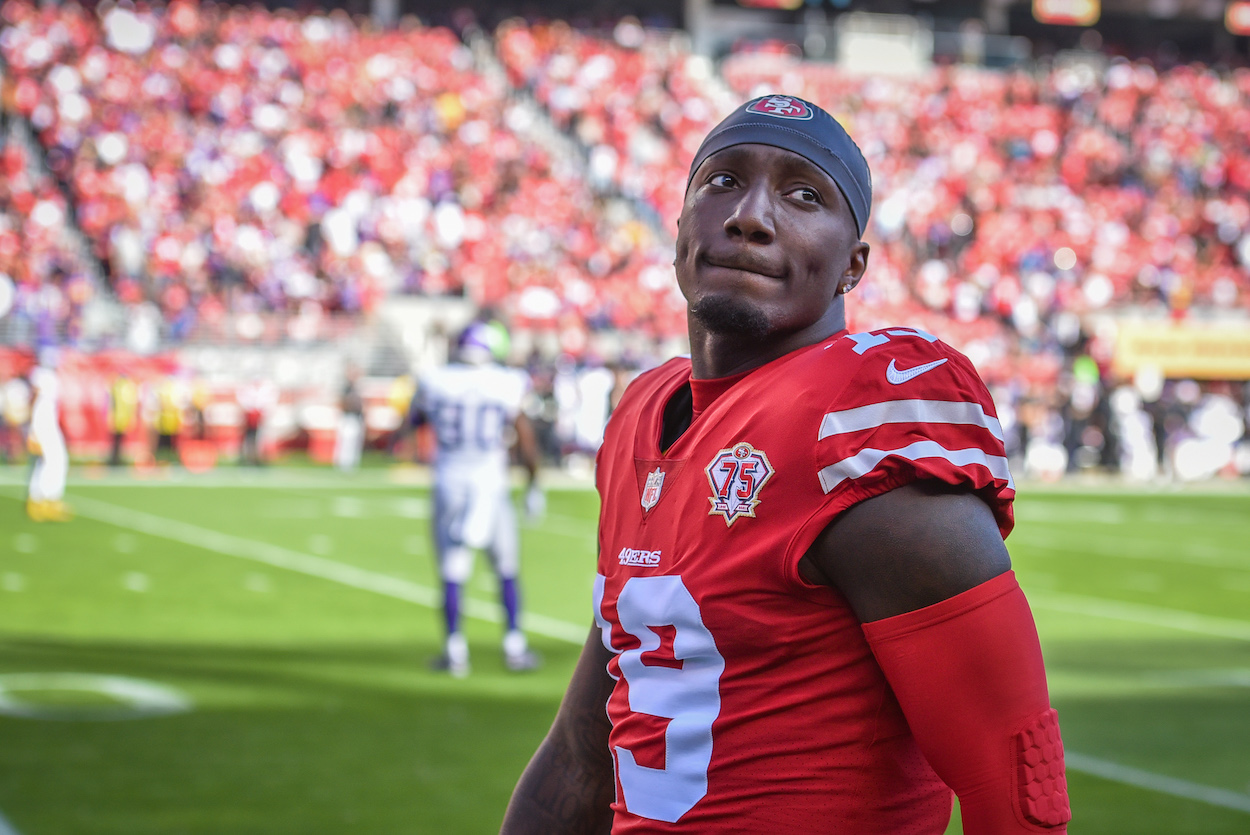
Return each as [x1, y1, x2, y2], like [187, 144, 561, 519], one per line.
[706, 442, 775, 526]
[746, 95, 814, 121]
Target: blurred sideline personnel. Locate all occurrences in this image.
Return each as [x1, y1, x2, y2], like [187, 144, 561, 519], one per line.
[26, 358, 70, 522]
[333, 364, 365, 472]
[108, 372, 139, 467]
[237, 375, 275, 466]
[504, 96, 1070, 833]
[154, 378, 182, 465]
[414, 321, 544, 676]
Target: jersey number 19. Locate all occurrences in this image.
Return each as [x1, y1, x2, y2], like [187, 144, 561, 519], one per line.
[595, 575, 725, 823]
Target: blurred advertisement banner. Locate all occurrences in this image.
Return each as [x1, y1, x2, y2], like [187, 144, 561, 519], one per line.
[1114, 322, 1250, 380]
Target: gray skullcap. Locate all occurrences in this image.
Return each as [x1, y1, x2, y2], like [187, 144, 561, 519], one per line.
[686, 94, 872, 237]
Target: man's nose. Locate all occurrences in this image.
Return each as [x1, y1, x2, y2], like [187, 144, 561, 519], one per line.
[724, 184, 776, 244]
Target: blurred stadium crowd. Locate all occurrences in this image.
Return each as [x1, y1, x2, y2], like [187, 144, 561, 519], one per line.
[1, 0, 1249, 482]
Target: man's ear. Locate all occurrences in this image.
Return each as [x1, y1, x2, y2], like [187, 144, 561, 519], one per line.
[839, 241, 870, 295]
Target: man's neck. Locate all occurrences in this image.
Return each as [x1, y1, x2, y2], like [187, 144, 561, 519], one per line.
[687, 308, 846, 380]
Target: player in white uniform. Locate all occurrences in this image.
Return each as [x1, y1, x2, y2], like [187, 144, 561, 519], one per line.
[414, 322, 543, 676]
[26, 364, 71, 522]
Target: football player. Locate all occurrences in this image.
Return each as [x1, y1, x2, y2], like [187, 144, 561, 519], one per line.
[415, 321, 543, 676]
[503, 96, 1070, 833]
[26, 358, 71, 522]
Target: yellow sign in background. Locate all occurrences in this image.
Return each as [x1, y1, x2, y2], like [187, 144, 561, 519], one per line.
[1114, 321, 1250, 380]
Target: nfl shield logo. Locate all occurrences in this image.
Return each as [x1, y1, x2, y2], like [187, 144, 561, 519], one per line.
[746, 95, 815, 121]
[641, 467, 665, 511]
[706, 442, 775, 527]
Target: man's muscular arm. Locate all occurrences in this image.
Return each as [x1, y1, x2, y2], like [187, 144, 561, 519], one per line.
[799, 479, 1010, 620]
[501, 626, 616, 835]
[801, 480, 1071, 833]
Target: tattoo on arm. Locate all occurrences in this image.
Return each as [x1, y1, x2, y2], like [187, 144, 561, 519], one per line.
[515, 724, 614, 832]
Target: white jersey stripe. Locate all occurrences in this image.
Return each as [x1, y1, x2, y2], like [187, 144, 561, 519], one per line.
[817, 440, 1015, 494]
[818, 399, 1005, 442]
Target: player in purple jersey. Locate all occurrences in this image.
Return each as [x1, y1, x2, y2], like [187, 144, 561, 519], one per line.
[415, 322, 544, 676]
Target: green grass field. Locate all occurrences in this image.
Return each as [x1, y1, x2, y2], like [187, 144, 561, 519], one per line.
[1, 465, 1248, 834]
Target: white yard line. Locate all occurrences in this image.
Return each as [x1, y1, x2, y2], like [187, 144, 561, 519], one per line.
[1023, 531, 1249, 572]
[1030, 590, 1250, 642]
[0, 466, 598, 492]
[0, 469, 421, 490]
[0, 810, 20, 835]
[63, 495, 588, 645]
[1141, 668, 1250, 688]
[532, 512, 598, 542]
[1066, 752, 1250, 814]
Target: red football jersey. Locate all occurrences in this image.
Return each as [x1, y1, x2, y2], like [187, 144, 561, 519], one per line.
[593, 327, 1015, 833]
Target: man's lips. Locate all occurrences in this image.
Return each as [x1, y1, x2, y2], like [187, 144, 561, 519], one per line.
[702, 254, 783, 280]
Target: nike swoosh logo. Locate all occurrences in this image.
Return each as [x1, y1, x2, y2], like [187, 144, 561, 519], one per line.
[886, 357, 948, 384]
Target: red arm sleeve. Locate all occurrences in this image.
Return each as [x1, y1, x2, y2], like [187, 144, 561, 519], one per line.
[862, 571, 1071, 833]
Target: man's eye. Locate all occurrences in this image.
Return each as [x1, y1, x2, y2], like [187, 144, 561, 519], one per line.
[709, 174, 737, 188]
[791, 187, 821, 203]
